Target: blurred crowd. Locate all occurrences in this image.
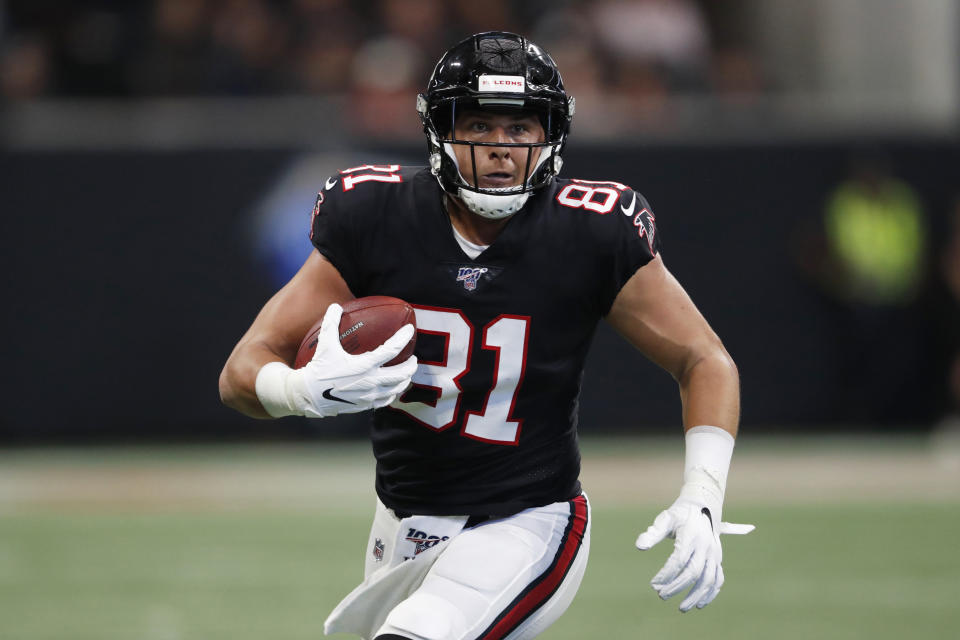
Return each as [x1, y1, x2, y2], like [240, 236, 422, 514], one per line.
[0, 0, 766, 134]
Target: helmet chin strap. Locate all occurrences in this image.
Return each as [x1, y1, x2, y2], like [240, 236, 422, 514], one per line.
[440, 142, 556, 220]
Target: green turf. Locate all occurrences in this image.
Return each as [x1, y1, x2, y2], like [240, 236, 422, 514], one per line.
[1, 503, 958, 639]
[574, 503, 960, 639]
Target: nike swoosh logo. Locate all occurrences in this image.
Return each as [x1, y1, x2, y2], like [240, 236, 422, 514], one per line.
[322, 388, 354, 404]
[620, 191, 636, 216]
[701, 507, 714, 531]
[325, 176, 337, 190]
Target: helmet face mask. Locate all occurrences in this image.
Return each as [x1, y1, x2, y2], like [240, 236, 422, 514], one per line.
[417, 32, 574, 219]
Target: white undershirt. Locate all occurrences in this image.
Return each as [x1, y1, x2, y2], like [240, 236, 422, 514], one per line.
[451, 225, 489, 260]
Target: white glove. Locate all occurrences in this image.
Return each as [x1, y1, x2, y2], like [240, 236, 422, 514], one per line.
[256, 303, 417, 418]
[635, 426, 754, 612]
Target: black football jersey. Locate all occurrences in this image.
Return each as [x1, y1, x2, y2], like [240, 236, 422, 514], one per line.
[310, 165, 659, 516]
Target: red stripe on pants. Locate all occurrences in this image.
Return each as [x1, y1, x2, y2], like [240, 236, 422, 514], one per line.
[482, 495, 588, 639]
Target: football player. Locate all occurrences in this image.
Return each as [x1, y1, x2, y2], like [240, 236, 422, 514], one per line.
[220, 32, 753, 640]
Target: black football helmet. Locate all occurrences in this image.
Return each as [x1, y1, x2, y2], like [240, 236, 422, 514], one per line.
[417, 31, 575, 219]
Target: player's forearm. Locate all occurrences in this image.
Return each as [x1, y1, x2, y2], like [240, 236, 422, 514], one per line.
[219, 341, 285, 419]
[677, 347, 740, 436]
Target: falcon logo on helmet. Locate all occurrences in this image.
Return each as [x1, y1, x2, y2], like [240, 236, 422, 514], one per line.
[417, 31, 575, 220]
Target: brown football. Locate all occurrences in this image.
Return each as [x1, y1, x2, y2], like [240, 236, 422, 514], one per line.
[294, 296, 417, 368]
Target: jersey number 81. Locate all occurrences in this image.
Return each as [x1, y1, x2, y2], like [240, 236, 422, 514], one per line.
[393, 306, 529, 446]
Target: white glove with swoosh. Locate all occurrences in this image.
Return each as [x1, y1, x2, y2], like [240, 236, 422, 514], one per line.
[636, 426, 755, 612]
[256, 303, 417, 418]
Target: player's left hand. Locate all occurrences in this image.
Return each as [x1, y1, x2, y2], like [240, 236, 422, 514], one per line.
[635, 486, 754, 612]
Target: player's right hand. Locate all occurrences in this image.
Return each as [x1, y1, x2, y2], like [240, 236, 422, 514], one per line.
[257, 303, 417, 418]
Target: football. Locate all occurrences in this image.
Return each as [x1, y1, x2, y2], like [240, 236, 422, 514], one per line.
[294, 296, 417, 368]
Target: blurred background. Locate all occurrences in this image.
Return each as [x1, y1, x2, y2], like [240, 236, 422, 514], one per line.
[1, 1, 959, 639]
[4, 0, 960, 440]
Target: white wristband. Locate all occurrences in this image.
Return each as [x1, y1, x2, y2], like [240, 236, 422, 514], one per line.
[682, 425, 736, 504]
[255, 361, 299, 418]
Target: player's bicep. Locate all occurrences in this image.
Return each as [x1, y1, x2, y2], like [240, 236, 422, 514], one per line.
[237, 250, 354, 364]
[605, 255, 723, 381]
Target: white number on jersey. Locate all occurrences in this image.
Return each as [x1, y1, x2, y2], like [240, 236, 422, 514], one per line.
[394, 307, 530, 445]
[340, 164, 403, 191]
[555, 179, 630, 214]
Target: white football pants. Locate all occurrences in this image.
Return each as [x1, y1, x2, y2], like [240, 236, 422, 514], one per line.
[329, 494, 591, 640]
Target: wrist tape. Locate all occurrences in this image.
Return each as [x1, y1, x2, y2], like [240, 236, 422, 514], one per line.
[255, 361, 298, 418]
[681, 425, 736, 506]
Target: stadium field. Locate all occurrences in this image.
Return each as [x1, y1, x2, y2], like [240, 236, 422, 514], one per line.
[1, 435, 958, 640]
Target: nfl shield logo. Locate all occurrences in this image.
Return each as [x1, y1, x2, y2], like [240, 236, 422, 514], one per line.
[373, 538, 385, 562]
[456, 267, 488, 291]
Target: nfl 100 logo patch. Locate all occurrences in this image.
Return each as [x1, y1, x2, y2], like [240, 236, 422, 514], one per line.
[456, 266, 488, 291]
[403, 528, 450, 560]
[443, 263, 501, 291]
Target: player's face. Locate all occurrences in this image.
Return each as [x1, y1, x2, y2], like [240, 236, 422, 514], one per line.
[452, 110, 545, 189]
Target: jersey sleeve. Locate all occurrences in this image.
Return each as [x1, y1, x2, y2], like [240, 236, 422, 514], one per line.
[600, 189, 660, 313]
[308, 175, 364, 292]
